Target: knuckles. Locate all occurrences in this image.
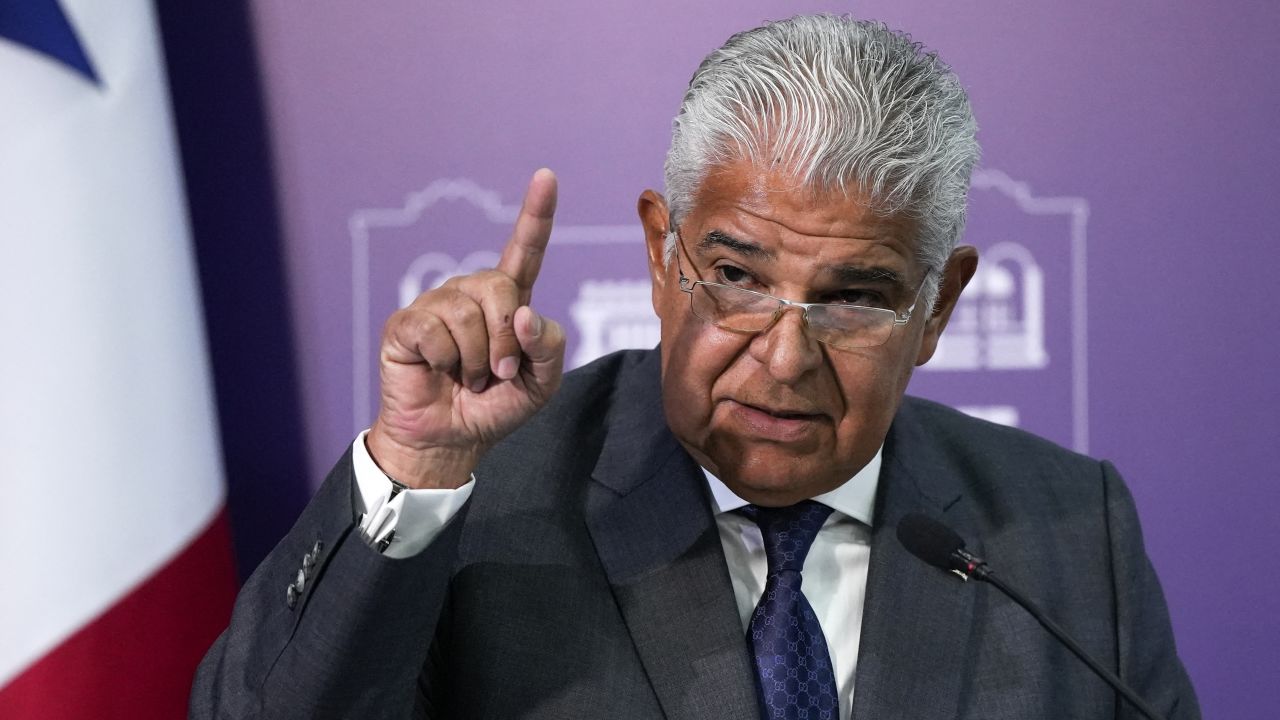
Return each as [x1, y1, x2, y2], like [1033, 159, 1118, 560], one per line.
[405, 271, 520, 325]
[441, 269, 518, 298]
[380, 268, 527, 367]
[446, 290, 484, 325]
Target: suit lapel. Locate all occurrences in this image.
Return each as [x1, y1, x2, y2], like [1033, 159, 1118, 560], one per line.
[851, 399, 984, 720]
[585, 351, 759, 720]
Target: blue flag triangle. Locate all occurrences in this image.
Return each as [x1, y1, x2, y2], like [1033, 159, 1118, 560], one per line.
[0, 0, 100, 84]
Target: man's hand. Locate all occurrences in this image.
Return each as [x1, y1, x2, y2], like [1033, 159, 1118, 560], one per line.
[366, 169, 565, 488]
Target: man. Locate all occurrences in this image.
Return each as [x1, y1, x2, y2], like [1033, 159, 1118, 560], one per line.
[193, 15, 1199, 719]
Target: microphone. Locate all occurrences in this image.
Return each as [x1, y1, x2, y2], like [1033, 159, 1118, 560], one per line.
[895, 512, 991, 581]
[896, 513, 1167, 720]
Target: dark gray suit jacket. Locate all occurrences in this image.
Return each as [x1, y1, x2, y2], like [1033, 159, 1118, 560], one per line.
[192, 348, 1199, 719]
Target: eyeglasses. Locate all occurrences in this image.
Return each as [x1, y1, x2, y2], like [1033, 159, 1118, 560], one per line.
[673, 229, 931, 350]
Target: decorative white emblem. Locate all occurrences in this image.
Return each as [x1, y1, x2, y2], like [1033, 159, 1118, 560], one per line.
[921, 169, 1090, 450]
[929, 241, 1048, 370]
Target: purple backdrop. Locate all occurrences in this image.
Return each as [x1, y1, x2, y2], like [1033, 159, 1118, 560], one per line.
[247, 1, 1280, 716]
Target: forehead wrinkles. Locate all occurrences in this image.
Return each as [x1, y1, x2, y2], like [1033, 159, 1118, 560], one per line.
[686, 161, 920, 281]
[700, 162, 913, 241]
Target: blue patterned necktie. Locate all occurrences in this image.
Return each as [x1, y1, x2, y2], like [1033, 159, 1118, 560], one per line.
[738, 501, 839, 720]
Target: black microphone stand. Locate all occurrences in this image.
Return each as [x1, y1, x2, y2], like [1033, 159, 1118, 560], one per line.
[973, 564, 1166, 720]
[898, 514, 1169, 720]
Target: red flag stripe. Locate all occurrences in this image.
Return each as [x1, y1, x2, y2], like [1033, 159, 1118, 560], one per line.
[0, 507, 236, 719]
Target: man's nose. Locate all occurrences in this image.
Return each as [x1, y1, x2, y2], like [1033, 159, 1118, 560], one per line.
[750, 305, 823, 383]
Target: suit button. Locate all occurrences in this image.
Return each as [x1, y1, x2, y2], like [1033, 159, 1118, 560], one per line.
[302, 552, 315, 570]
[295, 569, 307, 593]
[312, 540, 324, 556]
[286, 584, 298, 609]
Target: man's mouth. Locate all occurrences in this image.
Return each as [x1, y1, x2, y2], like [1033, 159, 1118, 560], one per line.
[751, 405, 818, 419]
[723, 399, 825, 441]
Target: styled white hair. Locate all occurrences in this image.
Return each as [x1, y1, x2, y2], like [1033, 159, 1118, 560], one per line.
[663, 14, 979, 306]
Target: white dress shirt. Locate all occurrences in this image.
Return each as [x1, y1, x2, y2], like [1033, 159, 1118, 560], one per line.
[351, 433, 879, 717]
[351, 431, 474, 558]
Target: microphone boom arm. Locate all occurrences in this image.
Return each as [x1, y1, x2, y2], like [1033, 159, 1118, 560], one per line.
[963, 558, 1166, 720]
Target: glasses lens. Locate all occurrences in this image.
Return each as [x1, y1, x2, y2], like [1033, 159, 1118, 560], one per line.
[806, 304, 896, 349]
[691, 283, 777, 331]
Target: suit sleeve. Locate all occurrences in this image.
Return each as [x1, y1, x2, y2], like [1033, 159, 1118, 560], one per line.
[1103, 461, 1201, 720]
[189, 450, 465, 719]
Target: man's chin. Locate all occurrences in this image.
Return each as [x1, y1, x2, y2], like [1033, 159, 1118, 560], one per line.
[713, 455, 847, 507]
[721, 475, 836, 507]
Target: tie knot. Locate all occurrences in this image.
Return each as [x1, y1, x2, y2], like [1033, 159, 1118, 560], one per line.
[738, 500, 833, 575]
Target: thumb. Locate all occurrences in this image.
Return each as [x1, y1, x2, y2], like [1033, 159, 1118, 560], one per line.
[513, 305, 565, 393]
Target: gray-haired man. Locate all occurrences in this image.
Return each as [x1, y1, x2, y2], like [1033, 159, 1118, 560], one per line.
[194, 15, 1199, 719]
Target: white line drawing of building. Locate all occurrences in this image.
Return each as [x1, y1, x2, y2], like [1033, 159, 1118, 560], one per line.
[924, 168, 1090, 452]
[929, 241, 1048, 371]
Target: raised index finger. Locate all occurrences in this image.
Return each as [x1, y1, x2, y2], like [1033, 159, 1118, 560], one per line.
[497, 168, 558, 305]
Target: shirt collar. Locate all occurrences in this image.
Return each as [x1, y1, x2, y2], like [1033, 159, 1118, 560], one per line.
[702, 446, 881, 527]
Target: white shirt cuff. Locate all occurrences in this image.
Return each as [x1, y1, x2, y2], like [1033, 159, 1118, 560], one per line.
[351, 430, 474, 559]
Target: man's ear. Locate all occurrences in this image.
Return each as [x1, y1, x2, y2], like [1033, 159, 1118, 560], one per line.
[637, 189, 671, 314]
[916, 245, 979, 366]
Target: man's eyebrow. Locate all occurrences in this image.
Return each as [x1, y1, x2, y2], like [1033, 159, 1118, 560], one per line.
[696, 230, 775, 260]
[695, 230, 906, 285]
[828, 265, 905, 286]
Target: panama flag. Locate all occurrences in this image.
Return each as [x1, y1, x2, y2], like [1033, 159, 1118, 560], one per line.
[0, 0, 236, 716]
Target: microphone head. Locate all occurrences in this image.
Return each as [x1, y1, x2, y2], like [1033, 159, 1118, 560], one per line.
[896, 512, 966, 571]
